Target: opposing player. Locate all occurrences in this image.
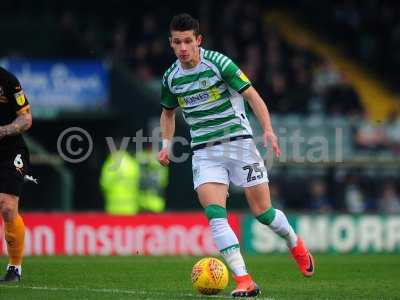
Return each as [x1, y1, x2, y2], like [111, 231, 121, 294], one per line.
[158, 14, 314, 297]
[0, 66, 32, 282]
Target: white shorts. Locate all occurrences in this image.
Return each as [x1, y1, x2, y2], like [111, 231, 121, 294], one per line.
[192, 138, 269, 190]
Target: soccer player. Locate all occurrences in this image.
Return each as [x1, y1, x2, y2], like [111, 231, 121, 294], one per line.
[0, 67, 32, 282]
[158, 14, 315, 297]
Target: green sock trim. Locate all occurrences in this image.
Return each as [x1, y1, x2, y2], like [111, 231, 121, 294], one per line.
[220, 243, 240, 255]
[204, 204, 227, 220]
[256, 207, 276, 225]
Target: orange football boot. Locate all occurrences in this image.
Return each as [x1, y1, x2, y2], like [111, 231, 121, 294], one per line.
[231, 274, 261, 297]
[290, 238, 315, 277]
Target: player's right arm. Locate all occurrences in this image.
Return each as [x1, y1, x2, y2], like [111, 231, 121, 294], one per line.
[158, 70, 179, 166]
[158, 108, 176, 166]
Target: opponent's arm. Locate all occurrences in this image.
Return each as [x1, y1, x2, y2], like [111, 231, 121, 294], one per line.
[0, 107, 32, 140]
[158, 108, 176, 166]
[242, 86, 281, 157]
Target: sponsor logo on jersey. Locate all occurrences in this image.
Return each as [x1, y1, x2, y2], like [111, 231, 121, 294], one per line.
[14, 90, 26, 106]
[236, 70, 250, 83]
[193, 166, 200, 181]
[14, 154, 24, 175]
[181, 91, 209, 107]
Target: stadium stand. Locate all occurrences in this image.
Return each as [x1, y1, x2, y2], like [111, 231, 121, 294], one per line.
[1, 0, 399, 213]
[295, 0, 400, 92]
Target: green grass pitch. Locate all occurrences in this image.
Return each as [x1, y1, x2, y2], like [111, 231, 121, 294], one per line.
[1, 255, 399, 299]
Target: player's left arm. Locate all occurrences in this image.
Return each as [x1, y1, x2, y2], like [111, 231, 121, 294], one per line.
[0, 75, 32, 140]
[218, 57, 281, 157]
[242, 87, 281, 157]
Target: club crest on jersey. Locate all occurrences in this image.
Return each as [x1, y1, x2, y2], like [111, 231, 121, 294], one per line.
[200, 79, 209, 89]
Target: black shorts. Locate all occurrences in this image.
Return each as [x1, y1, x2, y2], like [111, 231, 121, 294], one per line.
[0, 148, 30, 197]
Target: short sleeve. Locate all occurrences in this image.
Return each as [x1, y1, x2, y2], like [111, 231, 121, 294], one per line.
[160, 77, 178, 109]
[5, 72, 30, 114]
[220, 60, 251, 93]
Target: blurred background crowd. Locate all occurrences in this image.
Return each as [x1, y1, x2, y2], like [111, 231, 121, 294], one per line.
[1, 0, 399, 214]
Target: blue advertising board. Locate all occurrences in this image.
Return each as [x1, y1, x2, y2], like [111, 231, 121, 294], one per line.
[0, 59, 109, 117]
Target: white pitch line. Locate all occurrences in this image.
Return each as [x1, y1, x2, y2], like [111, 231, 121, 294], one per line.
[1, 285, 274, 300]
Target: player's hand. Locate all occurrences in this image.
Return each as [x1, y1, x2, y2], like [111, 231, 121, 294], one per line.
[263, 130, 281, 158]
[158, 148, 170, 166]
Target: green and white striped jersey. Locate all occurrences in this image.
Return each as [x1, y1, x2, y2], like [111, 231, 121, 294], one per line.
[161, 48, 253, 148]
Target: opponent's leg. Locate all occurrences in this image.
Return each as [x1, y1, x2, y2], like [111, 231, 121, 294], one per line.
[0, 193, 25, 283]
[245, 183, 315, 277]
[197, 183, 260, 297]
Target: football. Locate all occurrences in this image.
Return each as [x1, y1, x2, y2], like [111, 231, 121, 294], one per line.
[191, 257, 229, 295]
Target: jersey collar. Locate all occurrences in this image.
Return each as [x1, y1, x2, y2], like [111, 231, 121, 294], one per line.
[178, 48, 205, 73]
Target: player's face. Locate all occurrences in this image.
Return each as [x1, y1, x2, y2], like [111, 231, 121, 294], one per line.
[170, 30, 202, 66]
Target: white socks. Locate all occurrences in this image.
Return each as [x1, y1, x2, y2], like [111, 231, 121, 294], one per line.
[268, 209, 298, 248]
[209, 218, 248, 276]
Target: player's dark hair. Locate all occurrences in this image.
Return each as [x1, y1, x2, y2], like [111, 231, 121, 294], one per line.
[169, 13, 200, 36]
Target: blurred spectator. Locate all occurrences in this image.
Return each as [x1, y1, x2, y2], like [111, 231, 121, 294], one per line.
[140, 14, 159, 43]
[221, 34, 238, 61]
[344, 176, 366, 213]
[354, 112, 387, 151]
[312, 59, 363, 116]
[377, 182, 400, 214]
[269, 183, 285, 210]
[107, 20, 129, 63]
[265, 71, 290, 114]
[55, 12, 88, 57]
[100, 150, 141, 215]
[325, 78, 363, 117]
[312, 59, 342, 96]
[385, 111, 400, 154]
[136, 147, 168, 213]
[308, 179, 333, 212]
